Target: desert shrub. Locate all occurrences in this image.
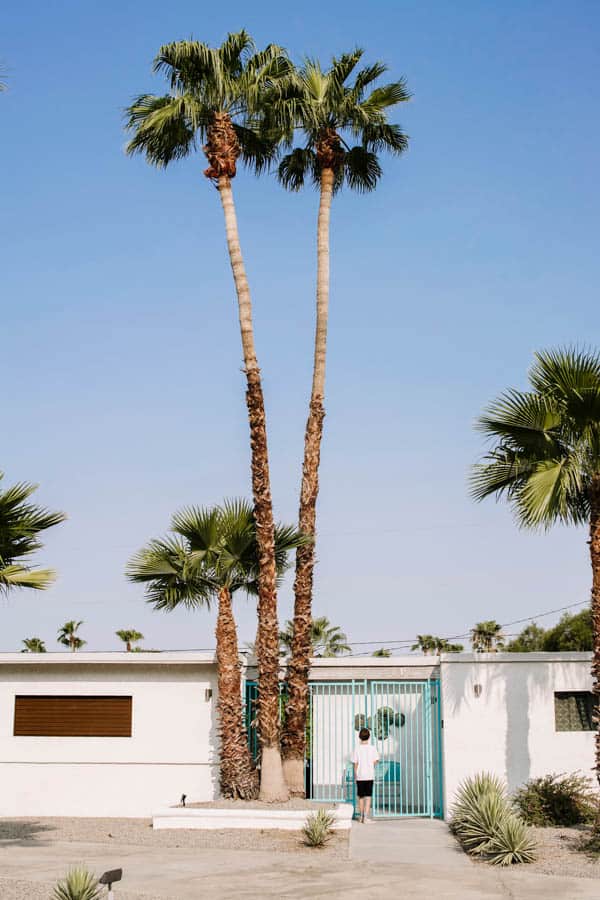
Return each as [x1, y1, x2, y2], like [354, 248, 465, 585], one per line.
[451, 773, 536, 866]
[53, 866, 102, 900]
[514, 773, 596, 827]
[302, 809, 335, 847]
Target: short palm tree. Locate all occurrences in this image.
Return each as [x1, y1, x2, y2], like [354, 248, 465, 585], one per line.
[21, 637, 46, 653]
[276, 51, 410, 792]
[127, 499, 303, 800]
[280, 616, 350, 658]
[471, 348, 600, 779]
[57, 620, 86, 651]
[0, 472, 65, 594]
[125, 31, 293, 801]
[372, 647, 391, 657]
[470, 621, 504, 653]
[116, 629, 144, 651]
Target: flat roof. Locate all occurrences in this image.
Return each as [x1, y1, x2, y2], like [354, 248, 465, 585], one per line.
[0, 650, 590, 667]
[0, 651, 216, 666]
[439, 651, 592, 663]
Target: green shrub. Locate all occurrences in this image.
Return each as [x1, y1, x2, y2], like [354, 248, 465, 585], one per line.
[513, 773, 596, 827]
[451, 773, 536, 866]
[302, 809, 335, 847]
[53, 866, 102, 900]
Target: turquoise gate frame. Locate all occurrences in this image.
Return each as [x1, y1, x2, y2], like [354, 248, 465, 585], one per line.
[245, 678, 443, 819]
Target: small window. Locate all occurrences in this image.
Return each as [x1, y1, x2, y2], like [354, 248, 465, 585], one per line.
[554, 691, 596, 732]
[14, 695, 132, 737]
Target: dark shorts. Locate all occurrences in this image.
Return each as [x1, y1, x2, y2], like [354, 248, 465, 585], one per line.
[356, 780, 373, 798]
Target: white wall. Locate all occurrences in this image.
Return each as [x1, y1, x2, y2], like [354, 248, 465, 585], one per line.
[441, 653, 595, 817]
[0, 661, 219, 816]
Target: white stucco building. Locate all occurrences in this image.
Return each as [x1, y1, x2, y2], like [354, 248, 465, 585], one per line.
[0, 651, 594, 818]
[0, 652, 219, 817]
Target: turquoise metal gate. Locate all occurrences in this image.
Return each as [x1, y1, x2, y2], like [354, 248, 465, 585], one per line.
[245, 678, 443, 818]
[307, 679, 443, 818]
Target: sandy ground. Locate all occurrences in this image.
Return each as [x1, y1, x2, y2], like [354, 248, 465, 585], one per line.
[0, 878, 165, 900]
[0, 815, 349, 855]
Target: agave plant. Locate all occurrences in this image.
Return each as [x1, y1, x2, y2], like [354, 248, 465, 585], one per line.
[451, 773, 536, 866]
[450, 772, 506, 833]
[302, 808, 335, 847]
[52, 866, 102, 900]
[486, 816, 537, 866]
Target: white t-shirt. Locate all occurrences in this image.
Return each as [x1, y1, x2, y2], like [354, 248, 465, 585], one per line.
[352, 743, 379, 780]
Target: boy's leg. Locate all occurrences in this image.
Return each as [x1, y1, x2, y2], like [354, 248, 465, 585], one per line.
[364, 796, 372, 820]
[358, 795, 365, 821]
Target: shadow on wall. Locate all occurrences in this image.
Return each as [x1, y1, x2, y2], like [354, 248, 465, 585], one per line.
[444, 659, 554, 793]
[0, 819, 56, 847]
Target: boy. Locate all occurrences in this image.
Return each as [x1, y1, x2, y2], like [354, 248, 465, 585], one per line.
[352, 727, 379, 824]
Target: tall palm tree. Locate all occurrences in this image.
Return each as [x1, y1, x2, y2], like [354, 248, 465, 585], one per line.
[275, 51, 410, 793]
[470, 348, 600, 779]
[470, 621, 504, 653]
[0, 472, 65, 594]
[127, 500, 303, 800]
[21, 637, 46, 653]
[116, 629, 144, 651]
[57, 621, 86, 651]
[125, 32, 293, 801]
[280, 615, 350, 658]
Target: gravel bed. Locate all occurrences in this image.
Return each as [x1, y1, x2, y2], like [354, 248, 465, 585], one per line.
[0, 816, 349, 857]
[524, 825, 600, 880]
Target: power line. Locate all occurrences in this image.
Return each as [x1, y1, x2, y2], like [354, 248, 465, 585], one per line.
[339, 599, 590, 651]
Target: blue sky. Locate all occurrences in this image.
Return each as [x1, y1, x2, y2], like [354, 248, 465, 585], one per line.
[1, 1, 599, 652]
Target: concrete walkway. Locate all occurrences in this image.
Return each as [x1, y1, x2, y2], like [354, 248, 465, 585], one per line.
[1, 819, 599, 899]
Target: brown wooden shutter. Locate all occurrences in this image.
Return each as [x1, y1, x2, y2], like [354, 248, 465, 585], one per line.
[14, 695, 132, 737]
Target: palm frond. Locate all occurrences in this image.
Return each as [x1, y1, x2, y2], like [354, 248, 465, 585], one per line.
[476, 390, 564, 454]
[278, 147, 318, 191]
[124, 94, 197, 166]
[0, 565, 57, 591]
[360, 122, 408, 155]
[344, 146, 382, 192]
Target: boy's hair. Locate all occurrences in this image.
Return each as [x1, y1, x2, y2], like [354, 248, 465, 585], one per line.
[359, 727, 370, 742]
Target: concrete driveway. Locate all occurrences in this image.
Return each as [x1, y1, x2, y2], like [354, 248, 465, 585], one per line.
[0, 818, 598, 899]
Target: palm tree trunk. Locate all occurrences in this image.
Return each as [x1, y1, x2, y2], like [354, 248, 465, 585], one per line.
[216, 587, 259, 799]
[282, 168, 335, 795]
[217, 175, 288, 801]
[589, 477, 600, 784]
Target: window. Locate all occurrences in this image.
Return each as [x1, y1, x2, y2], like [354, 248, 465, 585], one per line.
[13, 695, 132, 737]
[554, 691, 596, 732]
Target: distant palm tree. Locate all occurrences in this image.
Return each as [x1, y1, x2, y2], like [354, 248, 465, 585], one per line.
[411, 635, 437, 655]
[127, 499, 303, 800]
[470, 348, 600, 781]
[410, 635, 463, 655]
[57, 621, 86, 651]
[21, 637, 46, 653]
[116, 629, 144, 651]
[280, 616, 350, 658]
[435, 638, 464, 655]
[276, 50, 410, 794]
[470, 621, 505, 653]
[372, 648, 391, 657]
[0, 472, 65, 594]
[125, 32, 294, 802]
